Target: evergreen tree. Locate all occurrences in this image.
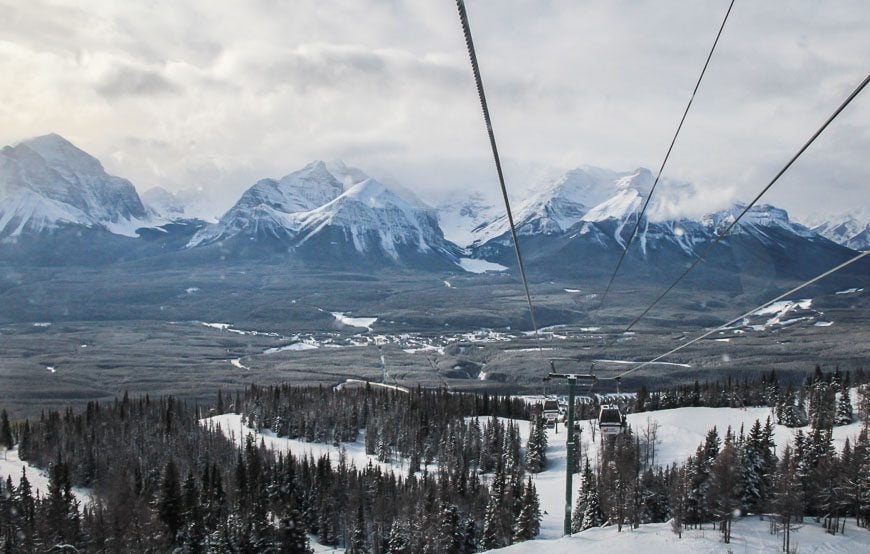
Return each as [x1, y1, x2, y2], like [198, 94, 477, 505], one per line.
[709, 439, 741, 543]
[386, 520, 410, 554]
[572, 458, 595, 532]
[460, 516, 477, 554]
[524, 416, 546, 473]
[580, 484, 604, 531]
[0, 410, 12, 450]
[348, 503, 369, 554]
[436, 503, 463, 554]
[513, 477, 541, 542]
[836, 385, 854, 426]
[277, 509, 312, 554]
[158, 457, 184, 544]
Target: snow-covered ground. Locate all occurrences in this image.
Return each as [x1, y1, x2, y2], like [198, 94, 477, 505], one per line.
[458, 258, 508, 273]
[0, 447, 92, 505]
[331, 312, 377, 330]
[518, 401, 866, 540]
[201, 413, 421, 478]
[491, 518, 870, 553]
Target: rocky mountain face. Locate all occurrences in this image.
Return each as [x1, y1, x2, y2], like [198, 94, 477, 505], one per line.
[0, 134, 148, 240]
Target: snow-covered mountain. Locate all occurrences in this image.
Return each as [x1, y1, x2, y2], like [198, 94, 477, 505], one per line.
[143, 185, 237, 224]
[191, 162, 460, 269]
[468, 166, 646, 247]
[287, 178, 460, 267]
[189, 161, 348, 245]
[436, 192, 503, 248]
[0, 134, 149, 239]
[142, 187, 187, 219]
[806, 209, 870, 251]
[462, 165, 857, 283]
[0, 135, 857, 280]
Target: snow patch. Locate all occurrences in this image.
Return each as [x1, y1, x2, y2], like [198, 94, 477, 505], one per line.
[331, 312, 377, 329]
[264, 341, 319, 354]
[458, 258, 508, 273]
[1, 447, 92, 506]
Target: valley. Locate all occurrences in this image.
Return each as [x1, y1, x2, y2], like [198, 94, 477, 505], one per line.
[2, 265, 867, 419]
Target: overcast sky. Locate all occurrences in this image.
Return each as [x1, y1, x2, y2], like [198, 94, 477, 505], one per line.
[1, 0, 867, 221]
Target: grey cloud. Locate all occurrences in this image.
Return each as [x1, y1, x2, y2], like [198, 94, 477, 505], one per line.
[96, 64, 178, 99]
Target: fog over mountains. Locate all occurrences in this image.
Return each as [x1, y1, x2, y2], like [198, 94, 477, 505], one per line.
[0, 134, 863, 282]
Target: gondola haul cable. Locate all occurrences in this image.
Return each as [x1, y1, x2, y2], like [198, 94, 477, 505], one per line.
[599, 0, 735, 308]
[455, 0, 543, 348]
[622, 73, 870, 333]
[611, 250, 869, 379]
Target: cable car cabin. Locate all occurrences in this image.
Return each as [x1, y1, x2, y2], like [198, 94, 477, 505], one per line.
[598, 404, 625, 435]
[542, 399, 560, 424]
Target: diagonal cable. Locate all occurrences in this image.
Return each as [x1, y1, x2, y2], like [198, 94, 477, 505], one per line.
[455, 0, 542, 343]
[599, 0, 735, 308]
[623, 73, 870, 332]
[614, 250, 868, 379]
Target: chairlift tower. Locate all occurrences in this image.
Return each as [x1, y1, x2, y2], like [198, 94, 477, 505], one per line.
[545, 359, 597, 536]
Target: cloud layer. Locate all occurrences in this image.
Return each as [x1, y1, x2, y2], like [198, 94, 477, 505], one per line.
[1, 0, 867, 221]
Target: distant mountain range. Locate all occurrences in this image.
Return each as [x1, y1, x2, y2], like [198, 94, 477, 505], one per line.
[0, 134, 863, 284]
[806, 208, 870, 251]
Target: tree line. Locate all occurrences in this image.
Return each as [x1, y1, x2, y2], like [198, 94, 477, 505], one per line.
[1, 386, 544, 552]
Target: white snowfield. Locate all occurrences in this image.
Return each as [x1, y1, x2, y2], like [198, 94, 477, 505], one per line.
[491, 518, 870, 553]
[331, 312, 378, 329]
[201, 413, 422, 478]
[458, 257, 508, 273]
[0, 447, 92, 505]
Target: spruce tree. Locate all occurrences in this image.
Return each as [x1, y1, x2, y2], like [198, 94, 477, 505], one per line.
[348, 503, 369, 554]
[386, 520, 410, 554]
[436, 503, 463, 554]
[572, 458, 595, 532]
[709, 439, 741, 543]
[0, 410, 12, 450]
[158, 457, 184, 544]
[580, 484, 604, 530]
[513, 477, 541, 542]
[277, 509, 311, 554]
[836, 385, 853, 426]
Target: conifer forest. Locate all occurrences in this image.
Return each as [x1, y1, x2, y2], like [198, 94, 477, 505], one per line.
[1, 367, 869, 552]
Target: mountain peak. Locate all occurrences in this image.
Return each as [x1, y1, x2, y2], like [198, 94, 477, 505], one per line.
[20, 134, 102, 171]
[0, 134, 148, 238]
